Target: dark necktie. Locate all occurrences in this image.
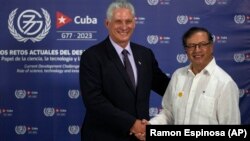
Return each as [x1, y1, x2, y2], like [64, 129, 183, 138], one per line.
[122, 49, 136, 88]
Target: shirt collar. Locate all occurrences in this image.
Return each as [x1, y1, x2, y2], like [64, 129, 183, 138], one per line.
[204, 57, 216, 75]
[187, 57, 216, 75]
[109, 36, 132, 55]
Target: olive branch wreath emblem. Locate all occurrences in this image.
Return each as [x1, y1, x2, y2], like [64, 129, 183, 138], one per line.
[8, 8, 51, 43]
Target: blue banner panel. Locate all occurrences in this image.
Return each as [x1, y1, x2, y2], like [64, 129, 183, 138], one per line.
[0, 0, 249, 141]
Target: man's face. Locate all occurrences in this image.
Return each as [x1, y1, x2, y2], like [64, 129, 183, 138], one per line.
[105, 8, 135, 48]
[185, 31, 213, 70]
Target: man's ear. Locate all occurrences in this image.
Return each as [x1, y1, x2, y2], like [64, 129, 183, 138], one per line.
[105, 19, 109, 28]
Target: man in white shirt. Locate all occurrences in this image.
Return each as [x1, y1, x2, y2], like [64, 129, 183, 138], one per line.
[149, 27, 241, 125]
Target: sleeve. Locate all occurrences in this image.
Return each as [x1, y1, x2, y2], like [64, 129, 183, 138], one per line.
[217, 80, 241, 124]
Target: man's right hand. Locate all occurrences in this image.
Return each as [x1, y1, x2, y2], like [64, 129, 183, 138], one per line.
[130, 119, 149, 140]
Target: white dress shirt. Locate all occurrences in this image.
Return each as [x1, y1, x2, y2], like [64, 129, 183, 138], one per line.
[109, 37, 138, 86]
[149, 58, 241, 124]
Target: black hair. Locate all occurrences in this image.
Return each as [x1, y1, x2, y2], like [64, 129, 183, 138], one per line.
[182, 26, 213, 47]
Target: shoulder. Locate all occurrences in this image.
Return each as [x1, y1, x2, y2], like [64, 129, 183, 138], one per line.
[130, 42, 154, 57]
[173, 66, 189, 76]
[82, 39, 108, 57]
[168, 66, 189, 83]
[212, 65, 239, 95]
[131, 42, 151, 51]
[213, 65, 236, 84]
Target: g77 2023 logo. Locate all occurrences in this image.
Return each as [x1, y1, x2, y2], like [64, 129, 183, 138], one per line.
[8, 8, 51, 43]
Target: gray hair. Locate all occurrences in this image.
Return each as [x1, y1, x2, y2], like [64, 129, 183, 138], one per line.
[106, 0, 135, 21]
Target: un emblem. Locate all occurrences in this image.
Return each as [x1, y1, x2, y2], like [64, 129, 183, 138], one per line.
[205, 0, 217, 5]
[177, 15, 188, 24]
[234, 53, 245, 63]
[68, 90, 80, 99]
[149, 107, 159, 117]
[147, 35, 159, 44]
[239, 89, 245, 98]
[234, 15, 245, 24]
[8, 8, 51, 42]
[68, 125, 80, 135]
[15, 125, 27, 135]
[212, 35, 216, 43]
[177, 54, 188, 63]
[147, 0, 159, 5]
[15, 90, 26, 99]
[43, 107, 55, 117]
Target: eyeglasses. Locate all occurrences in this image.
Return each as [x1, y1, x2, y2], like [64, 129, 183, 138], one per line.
[185, 41, 211, 51]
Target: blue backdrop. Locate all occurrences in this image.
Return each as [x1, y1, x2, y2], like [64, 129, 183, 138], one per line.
[0, 0, 249, 141]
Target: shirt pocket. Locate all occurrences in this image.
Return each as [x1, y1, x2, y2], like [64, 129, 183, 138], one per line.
[196, 94, 215, 123]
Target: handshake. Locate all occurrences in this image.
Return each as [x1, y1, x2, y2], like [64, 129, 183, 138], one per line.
[130, 119, 149, 141]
